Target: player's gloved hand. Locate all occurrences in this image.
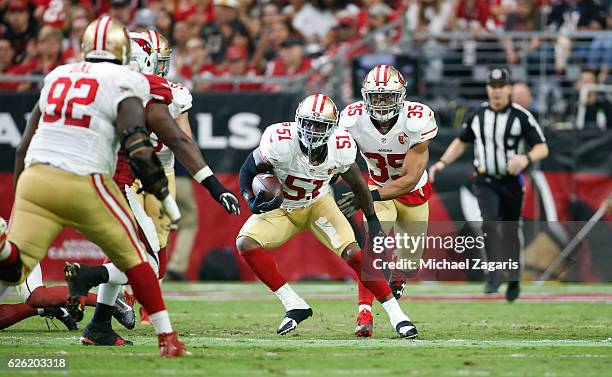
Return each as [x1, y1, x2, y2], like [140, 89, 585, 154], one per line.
[248, 192, 283, 214]
[336, 192, 358, 218]
[202, 175, 241, 215]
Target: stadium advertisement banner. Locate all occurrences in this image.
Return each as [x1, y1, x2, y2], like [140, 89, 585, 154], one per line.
[0, 93, 611, 282]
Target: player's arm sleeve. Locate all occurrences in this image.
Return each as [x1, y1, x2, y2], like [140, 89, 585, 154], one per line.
[521, 111, 546, 146]
[239, 148, 273, 198]
[458, 112, 476, 143]
[177, 87, 193, 114]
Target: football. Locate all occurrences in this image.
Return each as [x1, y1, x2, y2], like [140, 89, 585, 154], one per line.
[252, 173, 283, 201]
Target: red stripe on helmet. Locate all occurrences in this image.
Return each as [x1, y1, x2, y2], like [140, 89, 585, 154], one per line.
[311, 94, 319, 112]
[319, 95, 327, 112]
[383, 65, 389, 85]
[101, 17, 111, 52]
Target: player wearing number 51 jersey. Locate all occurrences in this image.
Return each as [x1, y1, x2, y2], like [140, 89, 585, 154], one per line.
[0, 16, 187, 356]
[236, 94, 417, 339]
[337, 64, 437, 337]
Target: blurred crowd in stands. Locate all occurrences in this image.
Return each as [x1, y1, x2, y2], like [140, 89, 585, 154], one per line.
[0, 0, 610, 127]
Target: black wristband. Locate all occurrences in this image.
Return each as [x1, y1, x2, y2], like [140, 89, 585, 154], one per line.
[202, 175, 225, 199]
[370, 189, 381, 201]
[439, 159, 448, 167]
[525, 153, 533, 166]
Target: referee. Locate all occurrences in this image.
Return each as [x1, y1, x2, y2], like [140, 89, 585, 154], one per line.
[429, 68, 549, 301]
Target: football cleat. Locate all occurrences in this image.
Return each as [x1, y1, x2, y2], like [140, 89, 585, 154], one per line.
[80, 321, 133, 346]
[139, 306, 152, 325]
[158, 332, 190, 357]
[389, 280, 406, 300]
[396, 320, 418, 339]
[42, 307, 78, 331]
[276, 308, 313, 335]
[354, 309, 373, 337]
[506, 281, 520, 302]
[112, 294, 136, 329]
[123, 289, 136, 307]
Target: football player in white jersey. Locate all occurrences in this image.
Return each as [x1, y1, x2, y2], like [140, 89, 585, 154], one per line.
[237, 94, 418, 338]
[0, 16, 188, 357]
[60, 33, 240, 345]
[337, 64, 437, 337]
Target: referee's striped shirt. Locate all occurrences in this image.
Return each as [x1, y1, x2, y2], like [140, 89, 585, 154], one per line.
[459, 102, 546, 176]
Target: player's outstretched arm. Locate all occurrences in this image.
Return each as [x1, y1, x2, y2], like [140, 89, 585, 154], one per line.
[376, 141, 430, 201]
[339, 163, 384, 239]
[13, 101, 41, 192]
[239, 148, 281, 214]
[146, 103, 240, 215]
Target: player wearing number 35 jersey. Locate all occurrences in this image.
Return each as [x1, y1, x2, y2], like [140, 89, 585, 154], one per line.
[0, 16, 187, 356]
[236, 94, 418, 339]
[338, 64, 437, 337]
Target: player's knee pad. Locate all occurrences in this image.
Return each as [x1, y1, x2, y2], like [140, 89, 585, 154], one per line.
[236, 236, 261, 254]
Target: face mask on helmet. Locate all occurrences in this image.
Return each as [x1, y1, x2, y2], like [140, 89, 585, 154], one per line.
[362, 88, 405, 121]
[129, 37, 158, 75]
[156, 55, 171, 77]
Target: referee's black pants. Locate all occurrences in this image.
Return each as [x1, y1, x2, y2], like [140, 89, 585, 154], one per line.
[474, 174, 524, 281]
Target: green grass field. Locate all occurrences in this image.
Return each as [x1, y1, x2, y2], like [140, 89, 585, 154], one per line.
[1, 282, 611, 377]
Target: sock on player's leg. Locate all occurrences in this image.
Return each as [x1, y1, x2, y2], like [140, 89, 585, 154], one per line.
[26, 286, 97, 308]
[240, 248, 286, 292]
[104, 263, 128, 285]
[357, 280, 374, 312]
[346, 251, 392, 301]
[381, 297, 410, 328]
[274, 283, 309, 311]
[125, 263, 172, 335]
[0, 303, 37, 330]
[90, 283, 123, 324]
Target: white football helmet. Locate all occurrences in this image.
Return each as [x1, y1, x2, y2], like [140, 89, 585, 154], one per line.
[129, 32, 158, 74]
[295, 94, 338, 160]
[361, 64, 406, 121]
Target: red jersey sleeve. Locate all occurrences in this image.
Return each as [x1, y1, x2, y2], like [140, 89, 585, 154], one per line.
[113, 150, 135, 194]
[144, 74, 173, 105]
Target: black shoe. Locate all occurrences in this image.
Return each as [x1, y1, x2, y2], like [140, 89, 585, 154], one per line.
[506, 281, 520, 302]
[80, 321, 133, 346]
[396, 320, 418, 339]
[276, 308, 313, 335]
[484, 279, 502, 294]
[42, 307, 78, 331]
[112, 294, 135, 330]
[389, 280, 406, 300]
[165, 270, 185, 281]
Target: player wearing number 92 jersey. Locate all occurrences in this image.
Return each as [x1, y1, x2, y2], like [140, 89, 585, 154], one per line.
[0, 15, 188, 357]
[236, 94, 417, 339]
[337, 64, 436, 337]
